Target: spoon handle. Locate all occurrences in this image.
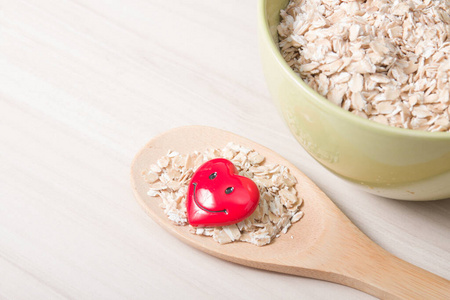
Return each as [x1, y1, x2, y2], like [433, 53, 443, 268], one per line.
[302, 220, 450, 300]
[358, 250, 450, 299]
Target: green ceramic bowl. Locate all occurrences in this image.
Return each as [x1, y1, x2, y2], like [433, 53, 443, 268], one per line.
[258, 0, 450, 200]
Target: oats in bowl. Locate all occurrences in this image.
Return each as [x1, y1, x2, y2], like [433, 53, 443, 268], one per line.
[278, 0, 450, 132]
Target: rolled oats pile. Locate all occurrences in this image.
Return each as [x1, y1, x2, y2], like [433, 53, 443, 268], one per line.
[278, 0, 450, 132]
[143, 143, 304, 246]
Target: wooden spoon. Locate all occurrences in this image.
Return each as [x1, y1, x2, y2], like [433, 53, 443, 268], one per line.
[130, 126, 449, 299]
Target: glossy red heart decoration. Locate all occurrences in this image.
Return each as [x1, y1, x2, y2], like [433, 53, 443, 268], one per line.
[186, 158, 260, 227]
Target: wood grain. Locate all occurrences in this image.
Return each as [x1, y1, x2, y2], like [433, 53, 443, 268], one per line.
[0, 1, 449, 299]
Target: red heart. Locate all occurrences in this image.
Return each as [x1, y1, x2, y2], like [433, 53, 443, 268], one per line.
[186, 158, 260, 227]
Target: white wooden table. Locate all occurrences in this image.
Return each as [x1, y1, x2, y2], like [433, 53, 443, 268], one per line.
[1, 1, 449, 299]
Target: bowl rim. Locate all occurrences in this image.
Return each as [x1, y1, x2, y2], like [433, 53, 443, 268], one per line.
[257, 0, 450, 140]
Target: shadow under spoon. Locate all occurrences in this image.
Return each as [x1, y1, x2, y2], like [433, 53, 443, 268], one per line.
[131, 125, 449, 300]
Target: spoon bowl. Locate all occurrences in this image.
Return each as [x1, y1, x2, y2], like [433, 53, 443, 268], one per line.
[131, 126, 449, 299]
